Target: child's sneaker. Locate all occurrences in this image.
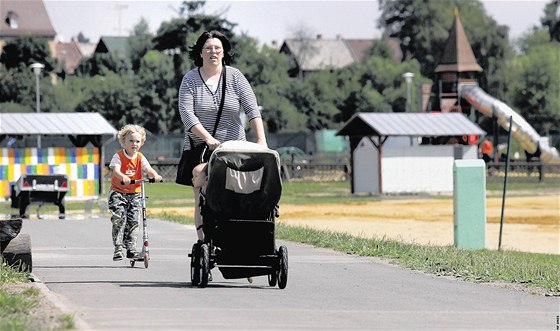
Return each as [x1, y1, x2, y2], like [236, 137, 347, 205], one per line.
[126, 250, 139, 259]
[113, 249, 123, 261]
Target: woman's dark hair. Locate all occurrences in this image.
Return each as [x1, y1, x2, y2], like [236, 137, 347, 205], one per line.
[188, 30, 233, 67]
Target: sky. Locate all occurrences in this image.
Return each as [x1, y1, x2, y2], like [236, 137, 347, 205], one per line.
[43, 0, 548, 45]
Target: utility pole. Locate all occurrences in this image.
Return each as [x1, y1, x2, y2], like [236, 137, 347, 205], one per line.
[114, 4, 128, 35]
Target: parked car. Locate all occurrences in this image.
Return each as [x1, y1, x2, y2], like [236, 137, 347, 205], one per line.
[276, 146, 309, 164]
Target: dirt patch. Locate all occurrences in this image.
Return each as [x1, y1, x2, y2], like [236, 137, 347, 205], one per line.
[275, 195, 559, 255]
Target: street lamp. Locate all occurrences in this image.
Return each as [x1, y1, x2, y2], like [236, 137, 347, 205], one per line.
[402, 72, 414, 112]
[30, 63, 45, 148]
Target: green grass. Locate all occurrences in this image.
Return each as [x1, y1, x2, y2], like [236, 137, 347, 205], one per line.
[1, 260, 75, 330]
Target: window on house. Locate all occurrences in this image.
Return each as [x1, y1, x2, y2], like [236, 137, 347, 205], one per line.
[5, 11, 19, 29]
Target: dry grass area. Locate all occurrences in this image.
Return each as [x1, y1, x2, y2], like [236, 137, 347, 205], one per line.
[275, 195, 559, 255]
[155, 194, 558, 255]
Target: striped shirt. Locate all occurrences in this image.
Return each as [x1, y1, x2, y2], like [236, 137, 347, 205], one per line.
[178, 65, 262, 151]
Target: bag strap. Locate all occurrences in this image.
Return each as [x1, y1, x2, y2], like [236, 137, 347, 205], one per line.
[189, 66, 227, 144]
[190, 66, 227, 162]
[211, 66, 227, 137]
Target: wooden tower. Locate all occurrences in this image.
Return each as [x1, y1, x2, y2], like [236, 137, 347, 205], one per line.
[434, 8, 483, 113]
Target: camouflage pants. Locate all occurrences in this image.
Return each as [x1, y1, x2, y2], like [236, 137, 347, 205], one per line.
[108, 190, 141, 252]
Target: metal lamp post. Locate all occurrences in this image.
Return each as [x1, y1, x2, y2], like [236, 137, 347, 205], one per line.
[402, 72, 415, 112]
[30, 63, 45, 148]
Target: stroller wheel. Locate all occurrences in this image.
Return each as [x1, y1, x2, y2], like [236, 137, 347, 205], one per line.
[199, 243, 210, 288]
[130, 260, 135, 268]
[268, 271, 277, 287]
[268, 250, 278, 287]
[143, 252, 149, 269]
[190, 243, 200, 286]
[278, 245, 288, 289]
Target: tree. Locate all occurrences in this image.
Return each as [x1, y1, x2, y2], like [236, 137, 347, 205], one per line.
[0, 64, 35, 107]
[541, 0, 560, 42]
[128, 18, 155, 73]
[74, 73, 141, 128]
[336, 56, 426, 122]
[135, 50, 177, 134]
[368, 35, 398, 60]
[505, 42, 560, 135]
[516, 29, 551, 55]
[0, 35, 54, 71]
[76, 32, 90, 43]
[229, 34, 301, 133]
[152, 13, 238, 102]
[40, 76, 92, 113]
[285, 70, 344, 131]
[74, 53, 130, 77]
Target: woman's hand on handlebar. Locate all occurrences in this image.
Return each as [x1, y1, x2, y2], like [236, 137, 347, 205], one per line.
[204, 137, 220, 150]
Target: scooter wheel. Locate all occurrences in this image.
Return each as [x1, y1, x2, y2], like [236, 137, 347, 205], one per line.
[144, 252, 149, 269]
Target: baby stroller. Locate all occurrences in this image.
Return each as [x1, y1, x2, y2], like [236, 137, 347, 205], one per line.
[189, 140, 288, 289]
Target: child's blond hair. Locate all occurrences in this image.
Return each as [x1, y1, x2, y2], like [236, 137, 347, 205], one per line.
[117, 124, 147, 147]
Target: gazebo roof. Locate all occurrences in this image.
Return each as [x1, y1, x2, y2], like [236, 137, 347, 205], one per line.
[0, 113, 116, 136]
[336, 112, 485, 137]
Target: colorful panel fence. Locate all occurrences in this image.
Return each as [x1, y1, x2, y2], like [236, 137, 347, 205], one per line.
[0, 147, 100, 199]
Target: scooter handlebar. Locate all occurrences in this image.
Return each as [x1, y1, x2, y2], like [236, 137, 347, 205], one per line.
[120, 178, 164, 185]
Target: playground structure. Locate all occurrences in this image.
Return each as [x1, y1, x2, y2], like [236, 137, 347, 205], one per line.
[432, 9, 558, 165]
[460, 84, 560, 163]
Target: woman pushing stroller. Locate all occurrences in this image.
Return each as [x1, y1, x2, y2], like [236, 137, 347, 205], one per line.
[175, 30, 268, 241]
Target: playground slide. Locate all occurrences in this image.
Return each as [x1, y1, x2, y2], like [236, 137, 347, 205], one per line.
[460, 85, 560, 163]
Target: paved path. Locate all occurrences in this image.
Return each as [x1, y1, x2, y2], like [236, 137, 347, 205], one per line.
[22, 216, 558, 330]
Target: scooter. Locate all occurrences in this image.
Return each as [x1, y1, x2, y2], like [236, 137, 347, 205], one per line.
[122, 178, 161, 268]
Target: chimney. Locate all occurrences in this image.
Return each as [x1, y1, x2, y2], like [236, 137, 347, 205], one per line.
[316, 34, 322, 40]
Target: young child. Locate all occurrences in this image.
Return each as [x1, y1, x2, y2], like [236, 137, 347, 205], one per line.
[108, 124, 162, 261]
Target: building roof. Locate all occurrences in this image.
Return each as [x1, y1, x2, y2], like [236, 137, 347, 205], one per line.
[0, 0, 56, 38]
[54, 41, 82, 74]
[336, 112, 486, 137]
[76, 42, 96, 57]
[0, 113, 117, 136]
[94, 36, 129, 57]
[280, 36, 402, 76]
[344, 38, 402, 63]
[281, 38, 355, 71]
[435, 10, 482, 73]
